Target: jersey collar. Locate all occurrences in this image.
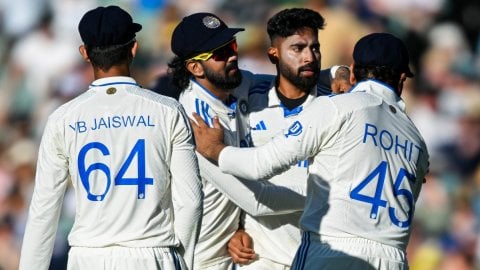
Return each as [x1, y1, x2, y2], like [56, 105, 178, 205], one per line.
[89, 76, 139, 88]
[267, 83, 318, 108]
[350, 79, 406, 112]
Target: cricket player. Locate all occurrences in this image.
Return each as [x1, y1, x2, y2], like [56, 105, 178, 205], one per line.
[191, 32, 429, 270]
[19, 6, 202, 270]
[198, 8, 329, 269]
[168, 12, 274, 270]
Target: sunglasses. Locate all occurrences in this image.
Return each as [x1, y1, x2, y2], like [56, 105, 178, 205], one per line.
[188, 39, 238, 62]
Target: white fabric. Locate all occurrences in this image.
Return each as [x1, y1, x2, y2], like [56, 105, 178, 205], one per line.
[292, 232, 407, 270]
[219, 80, 429, 267]
[20, 76, 203, 270]
[243, 83, 318, 267]
[67, 246, 186, 270]
[179, 71, 258, 269]
[197, 78, 317, 267]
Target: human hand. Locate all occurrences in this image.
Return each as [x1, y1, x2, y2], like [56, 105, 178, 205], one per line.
[228, 229, 256, 265]
[190, 113, 226, 161]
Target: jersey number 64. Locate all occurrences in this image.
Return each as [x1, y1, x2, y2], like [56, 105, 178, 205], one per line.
[77, 139, 153, 201]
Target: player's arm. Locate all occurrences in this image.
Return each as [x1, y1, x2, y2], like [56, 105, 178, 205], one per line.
[197, 154, 305, 216]
[191, 97, 340, 180]
[19, 114, 69, 270]
[170, 104, 203, 270]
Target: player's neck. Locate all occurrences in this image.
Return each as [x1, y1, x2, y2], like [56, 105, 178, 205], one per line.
[93, 65, 131, 80]
[277, 76, 309, 99]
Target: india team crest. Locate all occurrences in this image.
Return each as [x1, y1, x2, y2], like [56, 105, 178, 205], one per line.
[202, 16, 221, 28]
[238, 100, 248, 115]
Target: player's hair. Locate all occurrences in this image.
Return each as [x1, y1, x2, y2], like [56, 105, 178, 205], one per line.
[85, 40, 135, 71]
[168, 56, 191, 91]
[353, 65, 402, 92]
[267, 8, 325, 42]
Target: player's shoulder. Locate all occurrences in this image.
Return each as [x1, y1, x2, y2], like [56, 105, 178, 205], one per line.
[324, 89, 378, 108]
[128, 86, 184, 110]
[48, 90, 94, 119]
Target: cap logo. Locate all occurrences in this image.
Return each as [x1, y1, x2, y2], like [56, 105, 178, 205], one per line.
[202, 16, 221, 29]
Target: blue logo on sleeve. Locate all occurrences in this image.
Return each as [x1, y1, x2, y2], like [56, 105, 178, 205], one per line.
[284, 121, 303, 138]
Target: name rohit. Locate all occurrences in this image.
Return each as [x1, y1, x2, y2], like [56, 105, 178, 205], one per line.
[69, 115, 155, 133]
[362, 123, 423, 162]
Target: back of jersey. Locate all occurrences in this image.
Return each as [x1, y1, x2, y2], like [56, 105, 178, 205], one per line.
[302, 81, 429, 250]
[61, 80, 193, 247]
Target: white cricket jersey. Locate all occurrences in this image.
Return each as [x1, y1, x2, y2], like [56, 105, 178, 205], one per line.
[243, 82, 317, 266]
[179, 71, 255, 269]
[20, 76, 203, 270]
[219, 80, 429, 253]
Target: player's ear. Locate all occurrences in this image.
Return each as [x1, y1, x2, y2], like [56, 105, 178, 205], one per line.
[186, 60, 204, 77]
[131, 40, 138, 58]
[267, 47, 278, 64]
[349, 63, 356, 85]
[79, 45, 90, 62]
[397, 73, 407, 96]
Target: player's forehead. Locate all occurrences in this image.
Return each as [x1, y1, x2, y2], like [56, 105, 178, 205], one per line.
[276, 28, 319, 48]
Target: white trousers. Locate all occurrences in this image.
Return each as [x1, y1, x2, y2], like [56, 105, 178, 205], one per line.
[292, 232, 408, 270]
[67, 246, 186, 270]
[193, 259, 234, 270]
[238, 256, 291, 270]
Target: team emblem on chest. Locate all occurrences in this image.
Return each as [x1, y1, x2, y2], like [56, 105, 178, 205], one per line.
[238, 99, 248, 115]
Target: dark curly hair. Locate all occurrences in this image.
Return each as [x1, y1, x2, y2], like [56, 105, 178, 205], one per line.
[168, 56, 191, 92]
[267, 8, 325, 42]
[85, 40, 135, 72]
[353, 65, 402, 92]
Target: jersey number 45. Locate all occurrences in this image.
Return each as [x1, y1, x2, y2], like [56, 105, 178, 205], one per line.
[350, 161, 416, 228]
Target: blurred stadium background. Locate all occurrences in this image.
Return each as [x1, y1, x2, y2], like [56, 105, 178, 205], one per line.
[0, 0, 479, 269]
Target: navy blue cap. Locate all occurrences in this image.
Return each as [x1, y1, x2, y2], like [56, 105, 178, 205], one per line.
[353, 33, 414, 77]
[171, 12, 244, 59]
[78, 6, 142, 47]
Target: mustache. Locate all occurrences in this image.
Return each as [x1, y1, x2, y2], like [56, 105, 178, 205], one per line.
[299, 64, 320, 73]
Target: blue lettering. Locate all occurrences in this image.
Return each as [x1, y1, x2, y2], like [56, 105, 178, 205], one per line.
[98, 117, 108, 129]
[362, 122, 423, 163]
[91, 118, 98, 130]
[379, 130, 393, 150]
[363, 123, 378, 145]
[77, 121, 87, 133]
[395, 137, 408, 158]
[137, 116, 146, 127]
[123, 116, 136, 127]
[147, 116, 155, 127]
[112, 116, 121, 128]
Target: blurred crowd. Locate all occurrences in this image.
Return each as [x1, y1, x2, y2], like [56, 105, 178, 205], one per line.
[0, 0, 479, 269]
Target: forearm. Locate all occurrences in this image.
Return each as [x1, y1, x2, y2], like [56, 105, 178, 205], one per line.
[19, 177, 67, 270]
[198, 154, 305, 216]
[171, 147, 203, 269]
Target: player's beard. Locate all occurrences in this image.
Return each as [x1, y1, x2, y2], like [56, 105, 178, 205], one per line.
[203, 61, 242, 91]
[279, 61, 319, 93]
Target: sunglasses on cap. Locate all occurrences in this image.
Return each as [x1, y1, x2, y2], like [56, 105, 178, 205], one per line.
[188, 39, 238, 62]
